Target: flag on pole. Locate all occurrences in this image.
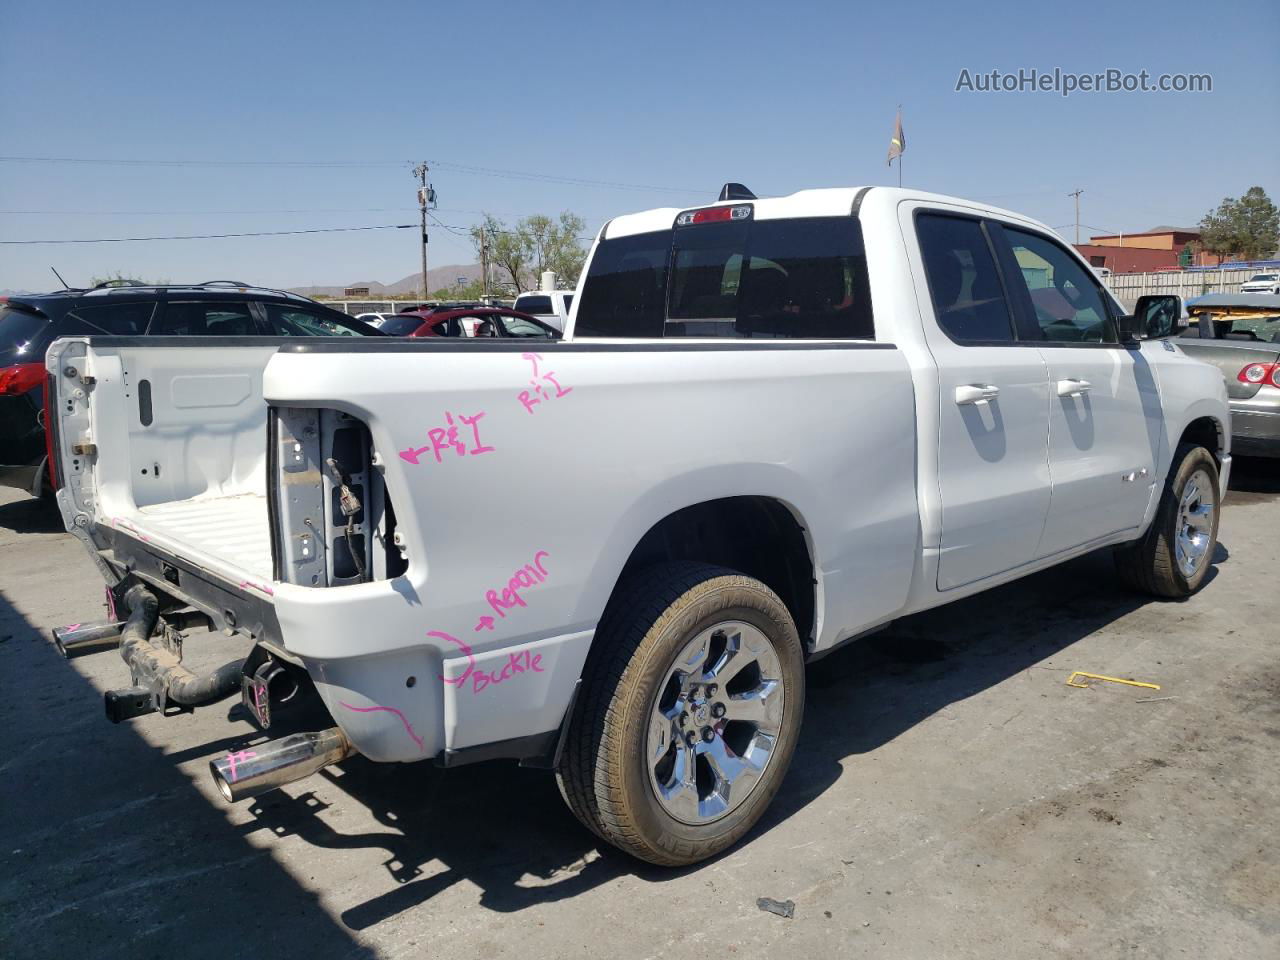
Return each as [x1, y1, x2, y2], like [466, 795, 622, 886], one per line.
[887, 108, 905, 166]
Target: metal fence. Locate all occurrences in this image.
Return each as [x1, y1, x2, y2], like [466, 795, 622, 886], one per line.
[321, 300, 403, 316]
[1106, 267, 1263, 307]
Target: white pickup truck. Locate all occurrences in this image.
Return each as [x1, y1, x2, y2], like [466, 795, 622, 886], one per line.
[512, 289, 575, 332]
[48, 186, 1230, 866]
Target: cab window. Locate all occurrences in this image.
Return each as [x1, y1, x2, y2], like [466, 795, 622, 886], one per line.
[915, 214, 1016, 343]
[1002, 228, 1115, 343]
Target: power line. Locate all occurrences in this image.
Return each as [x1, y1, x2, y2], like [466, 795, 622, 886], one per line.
[0, 224, 414, 245]
[0, 156, 404, 169]
[0, 207, 419, 216]
[0, 154, 706, 195]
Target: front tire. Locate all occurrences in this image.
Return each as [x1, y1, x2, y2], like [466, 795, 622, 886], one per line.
[556, 561, 805, 866]
[1115, 443, 1220, 598]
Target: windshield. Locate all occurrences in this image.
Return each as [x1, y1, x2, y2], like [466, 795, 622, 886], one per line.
[378, 314, 427, 336]
[575, 216, 875, 339]
[1248, 274, 1277, 282]
[0, 306, 50, 363]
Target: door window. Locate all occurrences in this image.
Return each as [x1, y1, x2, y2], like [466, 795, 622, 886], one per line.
[915, 214, 1017, 343]
[68, 302, 156, 335]
[153, 302, 258, 335]
[1002, 228, 1115, 343]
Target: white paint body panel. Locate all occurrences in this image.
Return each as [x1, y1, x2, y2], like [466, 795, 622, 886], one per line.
[49, 187, 1232, 764]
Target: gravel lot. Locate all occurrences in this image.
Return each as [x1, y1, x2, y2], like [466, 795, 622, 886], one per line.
[2, 461, 1277, 960]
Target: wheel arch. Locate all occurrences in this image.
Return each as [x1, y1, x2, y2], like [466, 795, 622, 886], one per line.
[593, 495, 817, 653]
[1178, 413, 1227, 464]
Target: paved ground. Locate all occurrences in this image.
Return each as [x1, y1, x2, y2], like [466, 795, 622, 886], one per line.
[1, 461, 1277, 960]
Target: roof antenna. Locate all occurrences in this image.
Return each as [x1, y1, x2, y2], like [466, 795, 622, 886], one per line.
[719, 182, 756, 201]
[50, 266, 71, 290]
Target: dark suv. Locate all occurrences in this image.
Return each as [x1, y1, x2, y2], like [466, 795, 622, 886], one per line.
[0, 281, 378, 497]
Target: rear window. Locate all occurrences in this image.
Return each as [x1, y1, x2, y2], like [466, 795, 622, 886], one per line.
[0, 306, 49, 359]
[514, 295, 554, 316]
[575, 216, 875, 339]
[378, 315, 426, 336]
[574, 231, 671, 337]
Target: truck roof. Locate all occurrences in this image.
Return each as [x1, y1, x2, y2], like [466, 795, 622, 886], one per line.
[600, 186, 1053, 241]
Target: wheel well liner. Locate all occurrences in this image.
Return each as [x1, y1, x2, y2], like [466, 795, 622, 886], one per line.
[606, 496, 816, 646]
[1180, 416, 1223, 461]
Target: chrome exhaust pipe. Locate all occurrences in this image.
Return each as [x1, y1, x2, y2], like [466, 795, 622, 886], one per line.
[209, 728, 351, 802]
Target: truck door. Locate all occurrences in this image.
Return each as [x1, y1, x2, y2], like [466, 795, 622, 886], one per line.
[992, 225, 1161, 557]
[911, 211, 1053, 590]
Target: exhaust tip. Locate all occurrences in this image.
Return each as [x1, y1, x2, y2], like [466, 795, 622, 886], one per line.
[208, 728, 350, 803]
[210, 762, 234, 802]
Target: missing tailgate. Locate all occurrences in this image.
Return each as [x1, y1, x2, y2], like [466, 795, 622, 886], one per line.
[268, 407, 407, 586]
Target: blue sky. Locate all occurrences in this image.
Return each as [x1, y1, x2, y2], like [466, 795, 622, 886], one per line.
[2, 0, 1277, 292]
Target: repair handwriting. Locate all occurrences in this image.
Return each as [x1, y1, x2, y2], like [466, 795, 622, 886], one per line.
[399, 410, 494, 466]
[518, 352, 572, 415]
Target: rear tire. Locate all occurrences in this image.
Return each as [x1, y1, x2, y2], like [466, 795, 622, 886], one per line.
[556, 561, 805, 866]
[1114, 443, 1220, 598]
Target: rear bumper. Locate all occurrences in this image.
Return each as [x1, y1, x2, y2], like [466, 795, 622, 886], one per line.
[1229, 395, 1280, 457]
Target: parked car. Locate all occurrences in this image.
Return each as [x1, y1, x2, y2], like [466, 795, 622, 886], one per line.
[0, 281, 378, 497]
[380, 307, 560, 339]
[1179, 293, 1280, 457]
[1239, 273, 1280, 295]
[46, 186, 1229, 868]
[512, 290, 575, 332]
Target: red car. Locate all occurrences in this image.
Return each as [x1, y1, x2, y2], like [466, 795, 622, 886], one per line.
[376, 307, 561, 339]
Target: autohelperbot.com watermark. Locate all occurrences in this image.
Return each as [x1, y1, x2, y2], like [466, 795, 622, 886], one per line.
[955, 67, 1212, 97]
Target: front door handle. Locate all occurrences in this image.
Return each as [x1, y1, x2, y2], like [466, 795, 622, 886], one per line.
[1056, 378, 1092, 398]
[955, 383, 1000, 405]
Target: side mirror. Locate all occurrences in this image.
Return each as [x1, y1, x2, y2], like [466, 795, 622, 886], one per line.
[1132, 294, 1187, 340]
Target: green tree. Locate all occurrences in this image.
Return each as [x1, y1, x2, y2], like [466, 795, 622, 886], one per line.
[543, 211, 588, 286]
[470, 210, 588, 292]
[1198, 187, 1280, 262]
[88, 271, 170, 287]
[471, 214, 531, 293]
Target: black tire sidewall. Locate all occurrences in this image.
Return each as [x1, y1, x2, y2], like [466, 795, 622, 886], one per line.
[616, 583, 805, 857]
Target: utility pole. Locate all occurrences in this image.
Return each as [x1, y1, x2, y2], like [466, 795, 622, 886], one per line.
[1068, 189, 1084, 244]
[413, 162, 431, 302]
[479, 226, 491, 301]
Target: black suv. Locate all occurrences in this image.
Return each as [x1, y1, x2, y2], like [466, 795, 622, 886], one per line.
[0, 281, 379, 497]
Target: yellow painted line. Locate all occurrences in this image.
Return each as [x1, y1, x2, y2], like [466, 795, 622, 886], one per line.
[1066, 671, 1161, 691]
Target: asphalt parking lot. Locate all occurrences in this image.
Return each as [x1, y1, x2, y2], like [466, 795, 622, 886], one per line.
[2, 461, 1277, 960]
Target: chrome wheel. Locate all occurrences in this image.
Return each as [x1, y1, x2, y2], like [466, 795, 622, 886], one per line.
[1175, 468, 1215, 577]
[646, 620, 784, 825]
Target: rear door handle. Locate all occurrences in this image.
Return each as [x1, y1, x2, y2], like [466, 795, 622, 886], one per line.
[955, 383, 1000, 405]
[1056, 378, 1092, 397]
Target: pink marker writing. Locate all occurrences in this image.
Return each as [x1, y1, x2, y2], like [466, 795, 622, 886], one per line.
[400, 410, 494, 465]
[433, 630, 477, 686]
[518, 352, 573, 415]
[432, 624, 547, 696]
[470, 651, 544, 694]
[224, 750, 258, 783]
[483, 551, 551, 623]
[338, 701, 426, 754]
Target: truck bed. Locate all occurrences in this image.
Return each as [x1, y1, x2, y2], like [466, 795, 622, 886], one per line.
[132, 493, 272, 582]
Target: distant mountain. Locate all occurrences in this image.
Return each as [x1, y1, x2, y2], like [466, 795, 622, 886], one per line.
[289, 263, 484, 299]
